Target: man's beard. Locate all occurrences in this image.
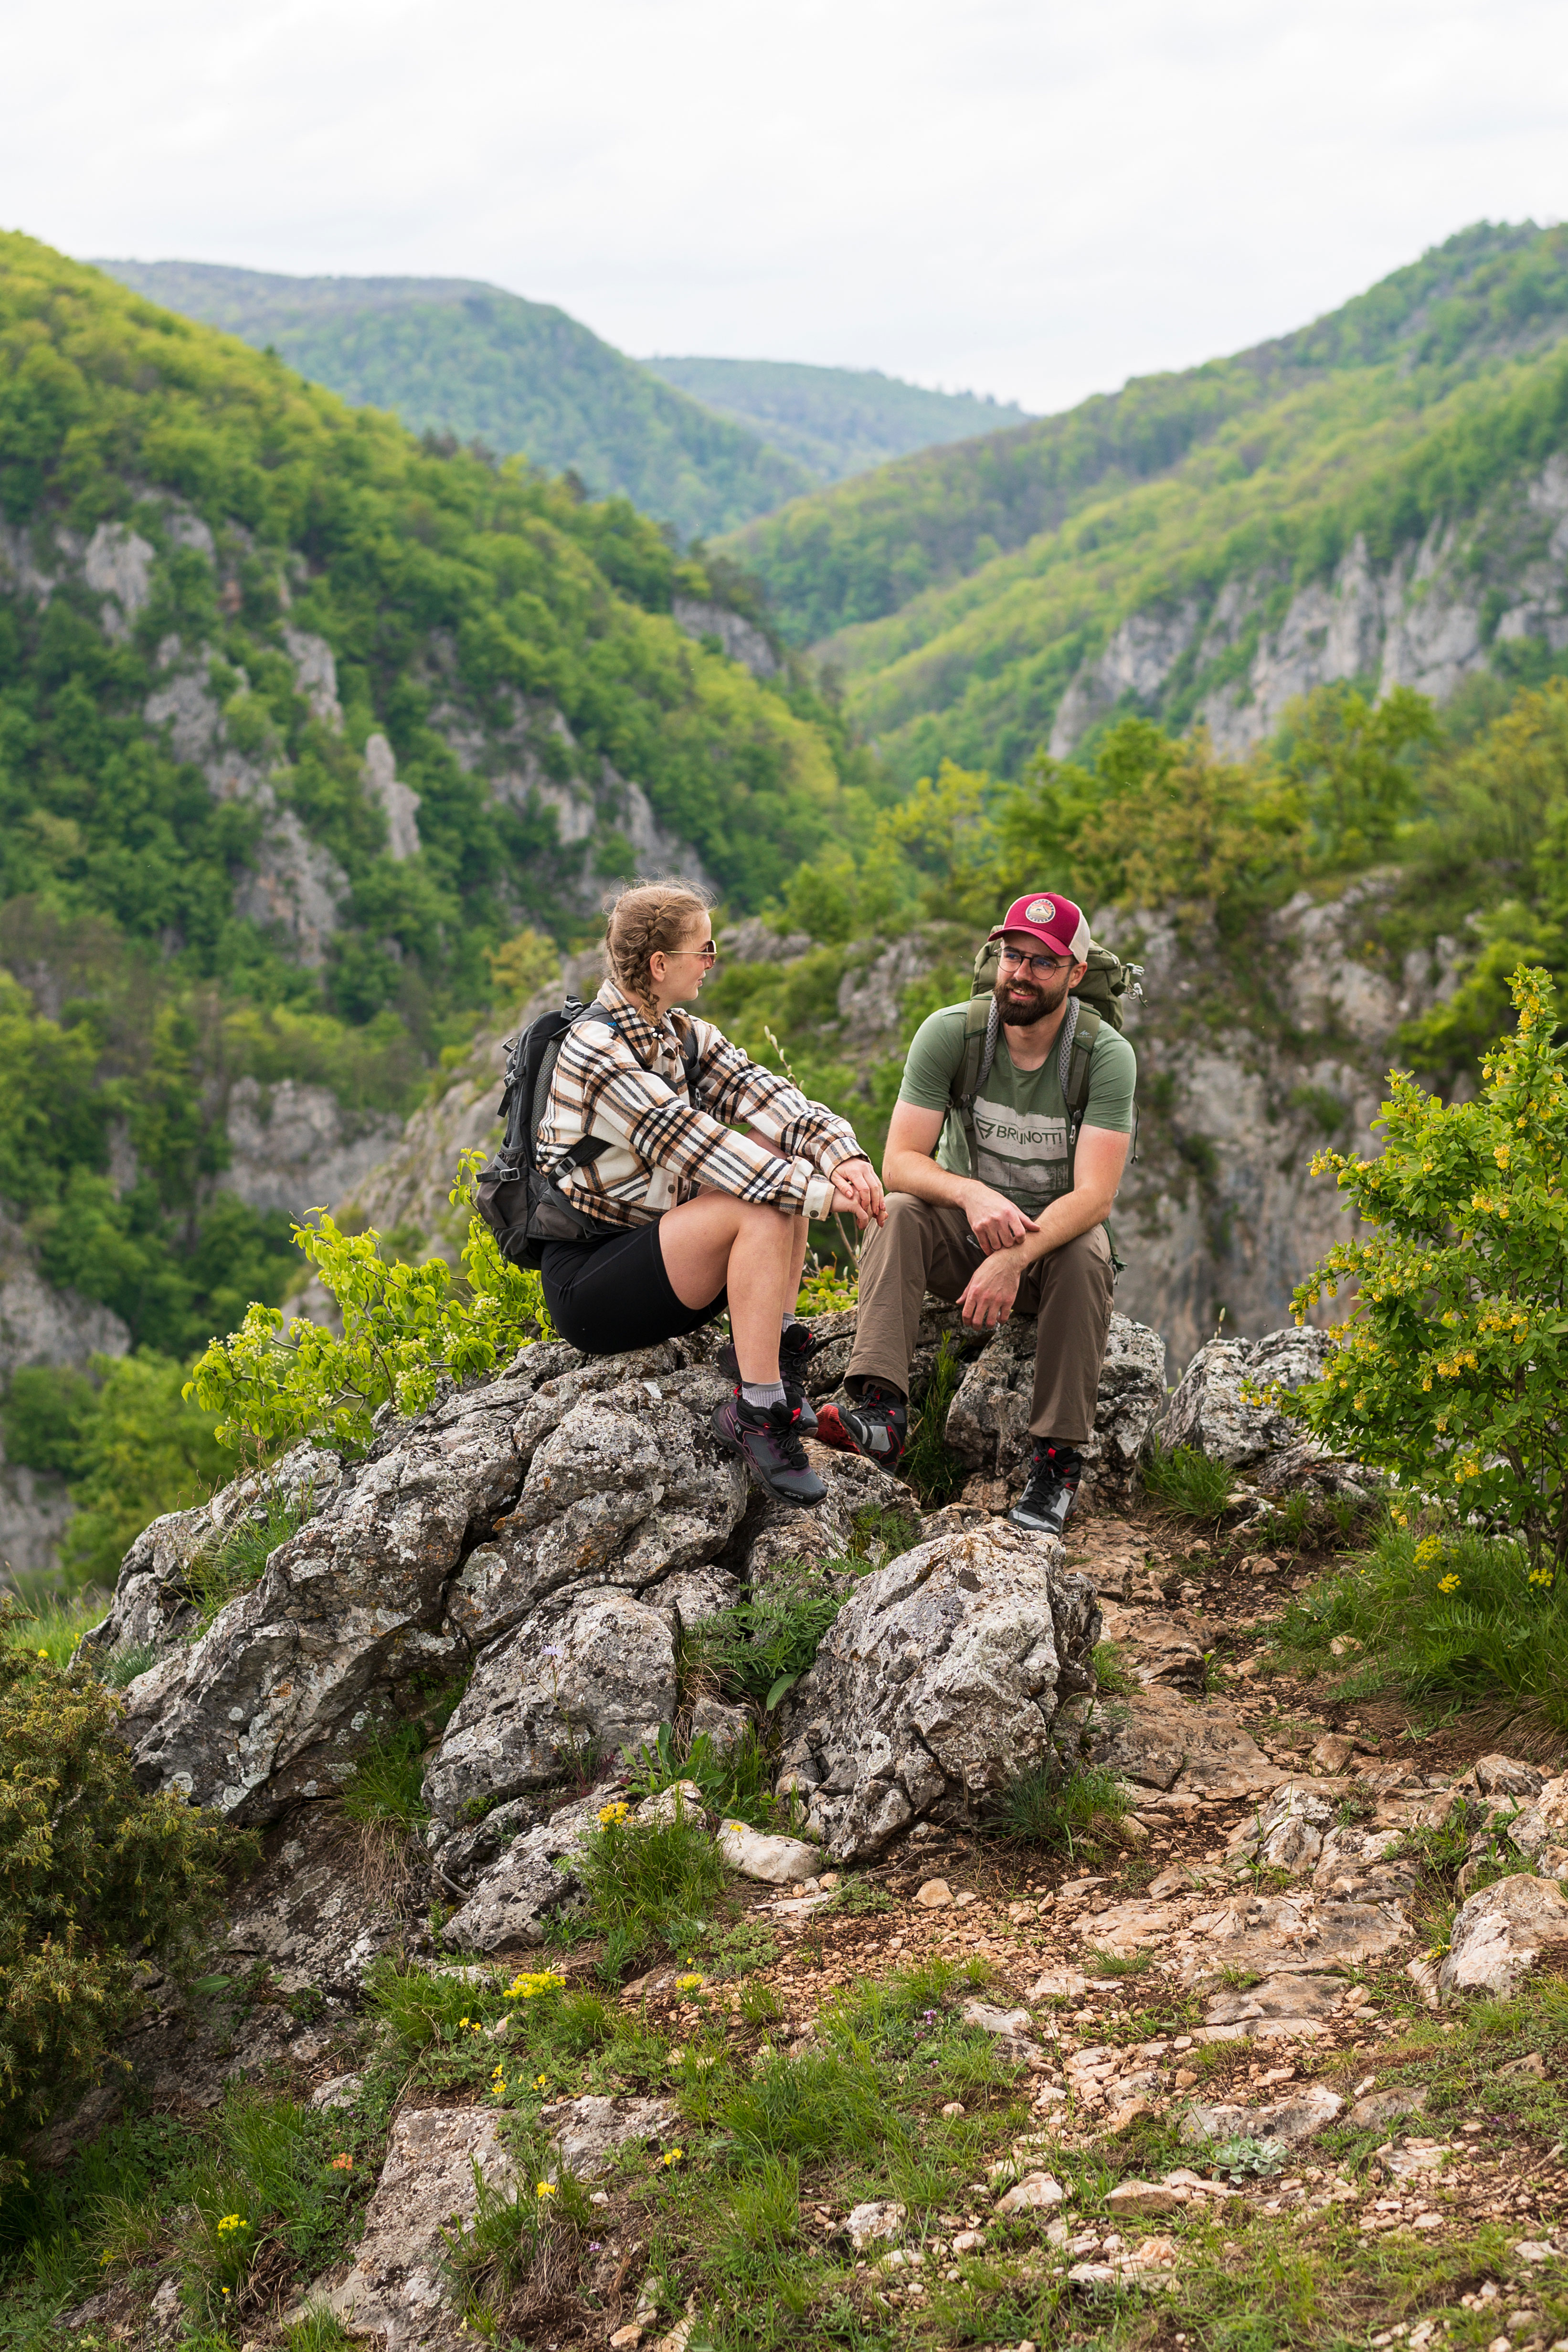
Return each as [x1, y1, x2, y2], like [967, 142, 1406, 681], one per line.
[995, 965, 1072, 1027]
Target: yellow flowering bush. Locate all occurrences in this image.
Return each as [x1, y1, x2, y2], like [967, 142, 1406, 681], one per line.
[503, 1969, 566, 2002]
[1289, 966, 1568, 1576]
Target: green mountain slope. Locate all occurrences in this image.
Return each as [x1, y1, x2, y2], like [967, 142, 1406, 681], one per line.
[639, 356, 1029, 484]
[718, 222, 1568, 784]
[92, 261, 815, 540]
[0, 235, 876, 1371]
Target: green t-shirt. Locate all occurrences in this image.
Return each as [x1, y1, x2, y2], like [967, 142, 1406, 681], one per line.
[898, 1002, 1137, 1215]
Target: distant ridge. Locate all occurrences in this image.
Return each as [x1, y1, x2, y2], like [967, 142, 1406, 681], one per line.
[640, 354, 1030, 484]
[94, 259, 813, 539]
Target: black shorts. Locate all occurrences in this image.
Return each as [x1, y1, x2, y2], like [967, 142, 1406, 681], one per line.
[540, 1218, 727, 1356]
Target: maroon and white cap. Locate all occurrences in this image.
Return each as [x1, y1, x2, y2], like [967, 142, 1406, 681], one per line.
[989, 891, 1091, 960]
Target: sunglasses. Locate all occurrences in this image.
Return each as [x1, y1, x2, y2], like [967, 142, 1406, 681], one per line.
[670, 940, 717, 965]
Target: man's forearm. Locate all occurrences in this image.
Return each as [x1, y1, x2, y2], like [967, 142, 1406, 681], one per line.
[881, 1149, 977, 1210]
[1016, 1183, 1115, 1264]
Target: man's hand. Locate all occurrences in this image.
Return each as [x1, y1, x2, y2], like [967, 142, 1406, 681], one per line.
[964, 1181, 1038, 1255]
[958, 1244, 1024, 1330]
[831, 1157, 887, 1228]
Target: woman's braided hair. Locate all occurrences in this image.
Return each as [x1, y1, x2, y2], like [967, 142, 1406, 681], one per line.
[604, 878, 714, 1010]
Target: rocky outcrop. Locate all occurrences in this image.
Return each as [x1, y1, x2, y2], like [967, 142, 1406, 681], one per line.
[219, 1079, 404, 1222]
[944, 1310, 1167, 1497]
[317, 2106, 514, 2348]
[1438, 1873, 1568, 2000]
[776, 1521, 1099, 1863]
[0, 1217, 131, 1579]
[1157, 1324, 1374, 1502]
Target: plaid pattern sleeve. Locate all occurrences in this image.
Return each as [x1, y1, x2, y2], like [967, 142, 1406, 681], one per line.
[537, 982, 867, 1231]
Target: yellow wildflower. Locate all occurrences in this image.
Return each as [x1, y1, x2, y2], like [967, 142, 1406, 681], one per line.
[536, 2181, 557, 2199]
[597, 1800, 632, 1828]
[662, 2147, 685, 2166]
[1438, 1574, 1460, 1593]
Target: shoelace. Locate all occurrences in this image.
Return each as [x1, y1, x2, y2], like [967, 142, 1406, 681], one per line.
[765, 1401, 810, 1469]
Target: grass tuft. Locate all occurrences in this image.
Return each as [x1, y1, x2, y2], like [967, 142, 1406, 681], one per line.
[1274, 1510, 1568, 1733]
[988, 1759, 1128, 1857]
[901, 1332, 966, 1508]
[1141, 1438, 1237, 1521]
[186, 1480, 315, 1630]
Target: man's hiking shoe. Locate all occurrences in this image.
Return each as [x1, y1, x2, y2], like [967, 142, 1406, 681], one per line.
[716, 1322, 819, 1433]
[1008, 1443, 1083, 1537]
[814, 1387, 907, 1469]
[711, 1393, 826, 1507]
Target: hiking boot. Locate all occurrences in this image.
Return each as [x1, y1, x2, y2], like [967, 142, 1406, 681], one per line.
[1009, 1442, 1083, 1537]
[711, 1393, 826, 1507]
[716, 1323, 819, 1433]
[815, 1384, 907, 1469]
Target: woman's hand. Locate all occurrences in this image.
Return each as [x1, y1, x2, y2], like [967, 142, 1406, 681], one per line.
[830, 1158, 887, 1228]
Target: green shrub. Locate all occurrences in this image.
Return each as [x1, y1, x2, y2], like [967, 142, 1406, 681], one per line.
[988, 1760, 1128, 1858]
[574, 1804, 727, 1982]
[186, 1158, 550, 1458]
[1289, 964, 1568, 1575]
[1140, 1438, 1236, 1521]
[902, 1332, 966, 1508]
[0, 1620, 245, 2171]
[1277, 1514, 1568, 1734]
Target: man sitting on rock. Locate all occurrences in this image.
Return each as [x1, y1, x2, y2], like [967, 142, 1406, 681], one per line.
[818, 891, 1136, 1536]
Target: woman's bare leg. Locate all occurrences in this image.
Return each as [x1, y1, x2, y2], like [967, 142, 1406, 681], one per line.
[658, 1193, 796, 1383]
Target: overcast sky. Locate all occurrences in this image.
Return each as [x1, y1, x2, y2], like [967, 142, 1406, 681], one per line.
[4, 0, 1566, 416]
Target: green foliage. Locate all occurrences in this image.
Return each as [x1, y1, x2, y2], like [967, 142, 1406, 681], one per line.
[442, 2144, 593, 2327]
[721, 221, 1568, 789]
[902, 1331, 966, 1508]
[1091, 1639, 1138, 1697]
[184, 1477, 314, 1628]
[988, 1760, 1129, 1857]
[645, 355, 1029, 484]
[681, 1570, 863, 1716]
[186, 1160, 548, 1456]
[624, 1721, 782, 1833]
[1275, 683, 1438, 864]
[1290, 964, 1568, 1569]
[339, 1720, 432, 1833]
[1208, 2132, 1289, 2183]
[573, 1804, 728, 1981]
[100, 259, 815, 539]
[1141, 1438, 1237, 1522]
[0, 1615, 244, 2165]
[1276, 1513, 1568, 1734]
[0, 1354, 228, 1591]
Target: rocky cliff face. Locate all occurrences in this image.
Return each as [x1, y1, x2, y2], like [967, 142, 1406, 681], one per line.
[0, 1218, 130, 1576]
[1049, 456, 1568, 758]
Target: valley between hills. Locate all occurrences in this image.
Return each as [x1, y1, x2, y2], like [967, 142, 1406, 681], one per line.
[0, 217, 1565, 2352]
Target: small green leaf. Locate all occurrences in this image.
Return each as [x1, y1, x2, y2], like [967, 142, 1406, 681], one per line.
[191, 1974, 232, 1994]
[765, 1672, 799, 1712]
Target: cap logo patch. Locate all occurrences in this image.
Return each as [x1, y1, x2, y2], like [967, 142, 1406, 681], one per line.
[1025, 898, 1055, 924]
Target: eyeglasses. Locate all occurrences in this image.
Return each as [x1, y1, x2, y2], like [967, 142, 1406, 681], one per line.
[998, 944, 1070, 979]
[674, 941, 717, 965]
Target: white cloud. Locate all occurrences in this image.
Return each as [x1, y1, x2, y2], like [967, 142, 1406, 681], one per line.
[3, 0, 1565, 412]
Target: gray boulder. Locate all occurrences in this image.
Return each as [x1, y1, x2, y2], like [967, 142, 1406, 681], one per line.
[80, 1442, 346, 1672]
[775, 1521, 1100, 1863]
[1158, 1326, 1361, 1492]
[1438, 1872, 1568, 2000]
[115, 1347, 569, 1821]
[439, 1786, 610, 1950]
[424, 1583, 678, 1826]
[317, 2106, 514, 2346]
[446, 1355, 745, 1647]
[943, 1310, 1167, 1501]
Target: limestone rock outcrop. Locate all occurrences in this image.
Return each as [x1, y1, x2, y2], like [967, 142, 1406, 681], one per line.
[776, 1521, 1099, 1863]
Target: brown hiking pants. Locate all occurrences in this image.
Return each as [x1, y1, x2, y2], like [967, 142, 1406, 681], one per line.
[845, 1195, 1114, 1444]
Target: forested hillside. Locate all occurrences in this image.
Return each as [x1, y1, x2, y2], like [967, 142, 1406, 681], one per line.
[640, 356, 1029, 483]
[93, 262, 816, 539]
[721, 222, 1568, 786]
[0, 234, 881, 1576]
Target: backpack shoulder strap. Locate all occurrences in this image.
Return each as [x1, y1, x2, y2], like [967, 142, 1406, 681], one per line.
[1062, 1005, 1102, 1130]
[951, 995, 999, 1112]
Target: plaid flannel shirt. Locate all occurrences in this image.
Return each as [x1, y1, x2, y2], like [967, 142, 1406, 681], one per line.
[537, 979, 866, 1231]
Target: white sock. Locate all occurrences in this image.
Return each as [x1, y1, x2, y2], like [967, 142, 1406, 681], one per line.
[742, 1380, 786, 1411]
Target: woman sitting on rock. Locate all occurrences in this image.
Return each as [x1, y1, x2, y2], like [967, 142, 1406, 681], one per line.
[536, 878, 885, 1507]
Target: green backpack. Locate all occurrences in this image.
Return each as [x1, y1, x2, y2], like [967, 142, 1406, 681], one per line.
[945, 935, 1143, 1196]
